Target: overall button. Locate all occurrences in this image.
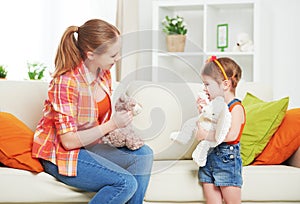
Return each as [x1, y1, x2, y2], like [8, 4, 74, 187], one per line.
[230, 155, 234, 159]
[229, 146, 234, 151]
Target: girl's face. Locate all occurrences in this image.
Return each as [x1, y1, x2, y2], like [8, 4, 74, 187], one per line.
[201, 75, 224, 100]
[93, 36, 121, 70]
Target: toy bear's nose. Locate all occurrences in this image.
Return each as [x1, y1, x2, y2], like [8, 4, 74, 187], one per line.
[237, 43, 240, 46]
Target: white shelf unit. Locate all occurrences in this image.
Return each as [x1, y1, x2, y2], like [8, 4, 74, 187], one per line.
[152, 0, 256, 83]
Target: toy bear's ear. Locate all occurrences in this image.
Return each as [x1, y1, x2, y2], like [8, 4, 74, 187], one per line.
[133, 103, 142, 116]
[119, 93, 127, 102]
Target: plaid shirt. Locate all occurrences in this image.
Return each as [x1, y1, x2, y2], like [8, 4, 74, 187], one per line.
[32, 63, 112, 176]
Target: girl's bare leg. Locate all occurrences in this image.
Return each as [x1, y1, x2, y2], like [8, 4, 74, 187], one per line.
[220, 186, 241, 204]
[203, 183, 223, 204]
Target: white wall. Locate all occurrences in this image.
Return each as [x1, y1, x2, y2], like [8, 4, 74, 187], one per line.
[137, 0, 300, 108]
[0, 0, 117, 81]
[260, 0, 300, 108]
[1, 0, 299, 107]
[0, 0, 44, 80]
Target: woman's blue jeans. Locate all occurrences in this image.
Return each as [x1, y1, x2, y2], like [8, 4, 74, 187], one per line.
[41, 144, 153, 204]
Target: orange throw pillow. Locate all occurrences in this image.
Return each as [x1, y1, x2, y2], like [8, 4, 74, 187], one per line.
[253, 108, 300, 165]
[0, 112, 43, 172]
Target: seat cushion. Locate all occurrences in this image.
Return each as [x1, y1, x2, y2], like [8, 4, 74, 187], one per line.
[144, 160, 300, 202]
[144, 160, 204, 202]
[242, 165, 300, 201]
[0, 167, 94, 203]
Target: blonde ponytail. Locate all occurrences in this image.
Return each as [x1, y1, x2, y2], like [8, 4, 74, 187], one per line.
[53, 26, 82, 78]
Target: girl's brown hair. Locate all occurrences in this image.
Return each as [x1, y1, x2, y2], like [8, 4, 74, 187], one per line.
[53, 19, 120, 78]
[201, 57, 242, 89]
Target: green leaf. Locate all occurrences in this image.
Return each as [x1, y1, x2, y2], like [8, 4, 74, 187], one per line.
[161, 15, 187, 35]
[27, 62, 47, 80]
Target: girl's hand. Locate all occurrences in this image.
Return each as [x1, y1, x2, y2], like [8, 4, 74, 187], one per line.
[196, 97, 208, 113]
[194, 122, 206, 141]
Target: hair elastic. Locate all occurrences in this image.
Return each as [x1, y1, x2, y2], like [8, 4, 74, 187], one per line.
[207, 56, 228, 80]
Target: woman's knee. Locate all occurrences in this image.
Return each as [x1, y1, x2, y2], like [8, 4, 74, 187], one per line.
[136, 145, 154, 166]
[138, 145, 154, 157]
[91, 172, 138, 203]
[120, 173, 138, 196]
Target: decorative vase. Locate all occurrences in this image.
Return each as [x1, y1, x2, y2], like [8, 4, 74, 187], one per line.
[166, 34, 186, 52]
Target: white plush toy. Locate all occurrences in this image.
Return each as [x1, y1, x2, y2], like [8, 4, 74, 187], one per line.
[170, 96, 231, 166]
[232, 32, 254, 52]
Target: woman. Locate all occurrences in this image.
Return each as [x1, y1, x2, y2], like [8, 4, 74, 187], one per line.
[32, 19, 153, 204]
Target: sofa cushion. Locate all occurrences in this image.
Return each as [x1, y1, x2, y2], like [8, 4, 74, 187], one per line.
[0, 167, 94, 203]
[253, 108, 300, 165]
[144, 160, 203, 202]
[241, 93, 289, 166]
[242, 165, 300, 201]
[0, 112, 43, 172]
[144, 160, 300, 202]
[287, 147, 300, 168]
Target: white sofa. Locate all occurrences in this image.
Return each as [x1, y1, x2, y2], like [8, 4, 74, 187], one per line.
[0, 80, 299, 204]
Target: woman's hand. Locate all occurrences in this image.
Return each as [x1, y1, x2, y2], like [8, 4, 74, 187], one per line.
[59, 111, 133, 150]
[111, 110, 133, 128]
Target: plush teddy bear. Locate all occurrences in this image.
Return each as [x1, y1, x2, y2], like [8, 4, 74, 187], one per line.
[170, 96, 231, 166]
[101, 94, 144, 150]
[232, 32, 254, 52]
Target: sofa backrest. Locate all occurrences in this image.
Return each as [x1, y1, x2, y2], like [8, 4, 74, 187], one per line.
[125, 80, 273, 161]
[0, 79, 273, 161]
[0, 80, 48, 131]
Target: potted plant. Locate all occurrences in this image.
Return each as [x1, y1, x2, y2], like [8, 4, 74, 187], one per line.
[27, 62, 47, 80]
[0, 65, 8, 79]
[162, 15, 187, 52]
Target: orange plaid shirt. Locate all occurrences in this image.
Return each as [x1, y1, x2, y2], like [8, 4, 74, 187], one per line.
[32, 63, 112, 176]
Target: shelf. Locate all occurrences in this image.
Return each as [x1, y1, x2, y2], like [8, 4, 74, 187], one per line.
[152, 0, 256, 82]
[206, 1, 254, 9]
[157, 52, 204, 57]
[206, 3, 254, 52]
[206, 52, 254, 56]
[154, 0, 205, 9]
[157, 52, 254, 57]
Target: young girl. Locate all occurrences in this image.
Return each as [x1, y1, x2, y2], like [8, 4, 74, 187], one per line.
[32, 19, 153, 204]
[195, 56, 245, 204]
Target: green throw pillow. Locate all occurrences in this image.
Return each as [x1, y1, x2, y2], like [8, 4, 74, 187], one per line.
[241, 93, 289, 166]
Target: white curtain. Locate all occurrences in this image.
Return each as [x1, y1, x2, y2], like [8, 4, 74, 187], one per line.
[116, 0, 139, 81]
